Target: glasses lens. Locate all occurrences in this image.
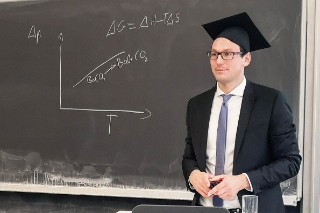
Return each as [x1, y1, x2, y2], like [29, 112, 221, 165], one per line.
[221, 52, 233, 60]
[208, 51, 218, 59]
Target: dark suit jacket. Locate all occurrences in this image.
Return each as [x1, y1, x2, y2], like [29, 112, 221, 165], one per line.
[182, 81, 301, 213]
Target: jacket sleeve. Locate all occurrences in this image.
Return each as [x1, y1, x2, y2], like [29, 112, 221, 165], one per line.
[182, 100, 199, 192]
[246, 92, 302, 194]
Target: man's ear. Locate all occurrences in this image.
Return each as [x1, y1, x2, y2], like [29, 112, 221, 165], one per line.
[243, 52, 251, 67]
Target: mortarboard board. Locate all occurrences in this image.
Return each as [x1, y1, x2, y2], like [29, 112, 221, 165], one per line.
[202, 12, 271, 52]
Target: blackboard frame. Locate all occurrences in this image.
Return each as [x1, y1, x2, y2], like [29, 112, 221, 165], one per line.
[0, 0, 304, 206]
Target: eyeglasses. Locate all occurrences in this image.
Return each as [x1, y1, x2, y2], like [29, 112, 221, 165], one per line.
[207, 51, 243, 60]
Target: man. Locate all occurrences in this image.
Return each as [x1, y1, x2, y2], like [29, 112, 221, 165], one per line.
[182, 12, 301, 213]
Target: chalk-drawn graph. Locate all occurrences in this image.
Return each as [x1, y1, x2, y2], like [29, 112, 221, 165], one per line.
[58, 33, 151, 135]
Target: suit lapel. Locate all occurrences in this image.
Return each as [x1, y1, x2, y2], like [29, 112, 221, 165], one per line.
[233, 81, 255, 161]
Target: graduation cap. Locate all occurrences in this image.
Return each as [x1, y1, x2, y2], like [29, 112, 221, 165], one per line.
[202, 12, 271, 52]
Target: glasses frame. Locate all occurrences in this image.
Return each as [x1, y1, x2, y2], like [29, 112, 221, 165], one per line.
[207, 51, 243, 60]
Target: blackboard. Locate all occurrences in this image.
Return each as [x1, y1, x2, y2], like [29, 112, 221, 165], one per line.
[0, 0, 302, 204]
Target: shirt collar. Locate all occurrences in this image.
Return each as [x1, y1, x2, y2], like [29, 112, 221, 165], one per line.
[216, 77, 247, 97]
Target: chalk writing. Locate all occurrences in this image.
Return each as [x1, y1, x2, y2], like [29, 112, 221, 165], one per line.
[106, 114, 118, 136]
[28, 25, 42, 44]
[73, 49, 148, 87]
[106, 12, 181, 38]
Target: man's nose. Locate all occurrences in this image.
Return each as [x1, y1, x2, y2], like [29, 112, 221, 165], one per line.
[216, 54, 224, 64]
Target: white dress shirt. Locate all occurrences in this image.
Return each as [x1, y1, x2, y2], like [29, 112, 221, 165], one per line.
[199, 78, 247, 208]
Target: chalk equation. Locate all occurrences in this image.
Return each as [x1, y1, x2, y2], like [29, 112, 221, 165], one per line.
[106, 12, 181, 38]
[28, 25, 42, 44]
[73, 49, 148, 87]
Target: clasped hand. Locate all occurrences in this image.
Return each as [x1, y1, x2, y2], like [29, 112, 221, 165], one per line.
[189, 170, 249, 200]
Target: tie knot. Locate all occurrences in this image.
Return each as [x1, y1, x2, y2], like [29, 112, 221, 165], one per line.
[221, 94, 233, 104]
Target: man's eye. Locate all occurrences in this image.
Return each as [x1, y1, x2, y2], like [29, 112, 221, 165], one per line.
[222, 52, 232, 56]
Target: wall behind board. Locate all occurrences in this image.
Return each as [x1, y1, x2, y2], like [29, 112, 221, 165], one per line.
[0, 0, 302, 203]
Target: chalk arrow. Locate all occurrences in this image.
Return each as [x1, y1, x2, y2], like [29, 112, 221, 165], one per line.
[58, 33, 64, 45]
